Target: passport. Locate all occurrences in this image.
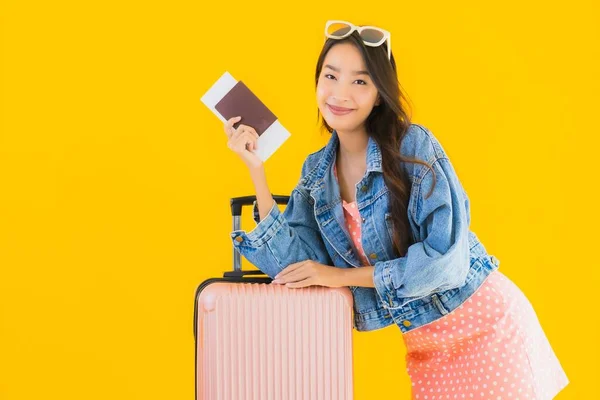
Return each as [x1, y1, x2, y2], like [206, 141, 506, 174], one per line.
[200, 71, 291, 162]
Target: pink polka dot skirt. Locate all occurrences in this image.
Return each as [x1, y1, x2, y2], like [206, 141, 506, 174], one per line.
[402, 271, 569, 399]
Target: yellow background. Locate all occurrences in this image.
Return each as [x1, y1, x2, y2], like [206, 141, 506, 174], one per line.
[1, 0, 598, 398]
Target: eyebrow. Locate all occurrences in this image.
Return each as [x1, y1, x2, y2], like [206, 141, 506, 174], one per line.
[324, 64, 370, 76]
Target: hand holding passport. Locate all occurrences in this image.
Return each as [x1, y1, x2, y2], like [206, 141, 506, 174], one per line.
[223, 115, 263, 169]
[201, 71, 291, 162]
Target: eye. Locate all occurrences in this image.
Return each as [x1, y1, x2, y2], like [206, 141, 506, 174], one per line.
[324, 74, 367, 85]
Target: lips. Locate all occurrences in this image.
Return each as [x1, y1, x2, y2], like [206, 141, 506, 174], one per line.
[327, 104, 355, 115]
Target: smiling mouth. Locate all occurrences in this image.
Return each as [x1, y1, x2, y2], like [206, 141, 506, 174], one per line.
[327, 104, 355, 115]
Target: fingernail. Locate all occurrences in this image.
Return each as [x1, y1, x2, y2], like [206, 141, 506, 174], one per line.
[272, 279, 281, 284]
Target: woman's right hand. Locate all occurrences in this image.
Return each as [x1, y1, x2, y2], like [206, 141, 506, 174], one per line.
[224, 116, 263, 170]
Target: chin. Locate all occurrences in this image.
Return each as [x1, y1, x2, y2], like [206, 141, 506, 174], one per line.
[319, 105, 362, 131]
[324, 118, 358, 132]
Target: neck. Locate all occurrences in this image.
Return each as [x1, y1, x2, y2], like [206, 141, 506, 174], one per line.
[336, 127, 369, 163]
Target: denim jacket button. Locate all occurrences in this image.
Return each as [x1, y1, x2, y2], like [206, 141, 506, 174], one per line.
[361, 186, 368, 192]
[402, 320, 411, 327]
[234, 236, 243, 243]
[369, 253, 377, 259]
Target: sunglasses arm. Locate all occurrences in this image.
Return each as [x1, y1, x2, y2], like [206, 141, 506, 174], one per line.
[387, 35, 391, 60]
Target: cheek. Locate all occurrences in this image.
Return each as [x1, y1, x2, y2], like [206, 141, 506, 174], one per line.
[316, 84, 329, 102]
[357, 91, 378, 108]
[349, 93, 376, 121]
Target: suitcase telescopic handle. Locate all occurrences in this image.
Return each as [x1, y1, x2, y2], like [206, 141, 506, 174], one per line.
[226, 195, 290, 278]
[230, 195, 290, 218]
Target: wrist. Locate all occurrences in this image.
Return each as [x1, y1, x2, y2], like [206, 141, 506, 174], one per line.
[339, 266, 375, 288]
[248, 163, 265, 177]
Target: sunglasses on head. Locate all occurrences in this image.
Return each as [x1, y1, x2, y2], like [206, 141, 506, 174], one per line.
[325, 20, 391, 61]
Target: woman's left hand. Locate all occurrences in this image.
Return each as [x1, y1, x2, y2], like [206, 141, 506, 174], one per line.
[272, 260, 343, 288]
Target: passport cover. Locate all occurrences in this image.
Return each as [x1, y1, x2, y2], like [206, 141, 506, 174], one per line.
[214, 81, 277, 136]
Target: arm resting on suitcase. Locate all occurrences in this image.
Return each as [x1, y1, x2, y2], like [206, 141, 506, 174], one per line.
[230, 187, 331, 279]
[272, 261, 378, 289]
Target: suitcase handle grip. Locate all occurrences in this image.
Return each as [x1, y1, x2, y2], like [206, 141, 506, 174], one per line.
[223, 270, 267, 278]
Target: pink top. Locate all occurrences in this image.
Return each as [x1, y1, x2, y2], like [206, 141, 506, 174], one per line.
[333, 164, 370, 266]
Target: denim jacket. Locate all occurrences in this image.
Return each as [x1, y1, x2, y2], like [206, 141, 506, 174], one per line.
[230, 123, 500, 333]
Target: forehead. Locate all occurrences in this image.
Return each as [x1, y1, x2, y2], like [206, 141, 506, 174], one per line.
[323, 43, 367, 72]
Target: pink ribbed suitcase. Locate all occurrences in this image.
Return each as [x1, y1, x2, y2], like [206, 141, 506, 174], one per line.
[193, 195, 354, 400]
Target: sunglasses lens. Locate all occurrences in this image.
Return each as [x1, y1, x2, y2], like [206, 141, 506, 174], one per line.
[327, 22, 352, 37]
[360, 28, 385, 44]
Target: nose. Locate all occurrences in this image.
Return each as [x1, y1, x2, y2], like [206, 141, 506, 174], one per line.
[331, 95, 350, 103]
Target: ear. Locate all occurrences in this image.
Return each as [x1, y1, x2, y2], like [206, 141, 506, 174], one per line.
[375, 95, 381, 106]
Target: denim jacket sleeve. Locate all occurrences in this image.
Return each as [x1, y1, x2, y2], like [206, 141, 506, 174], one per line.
[229, 161, 332, 279]
[373, 156, 471, 307]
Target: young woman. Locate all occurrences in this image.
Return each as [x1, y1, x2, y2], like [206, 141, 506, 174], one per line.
[223, 20, 569, 399]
